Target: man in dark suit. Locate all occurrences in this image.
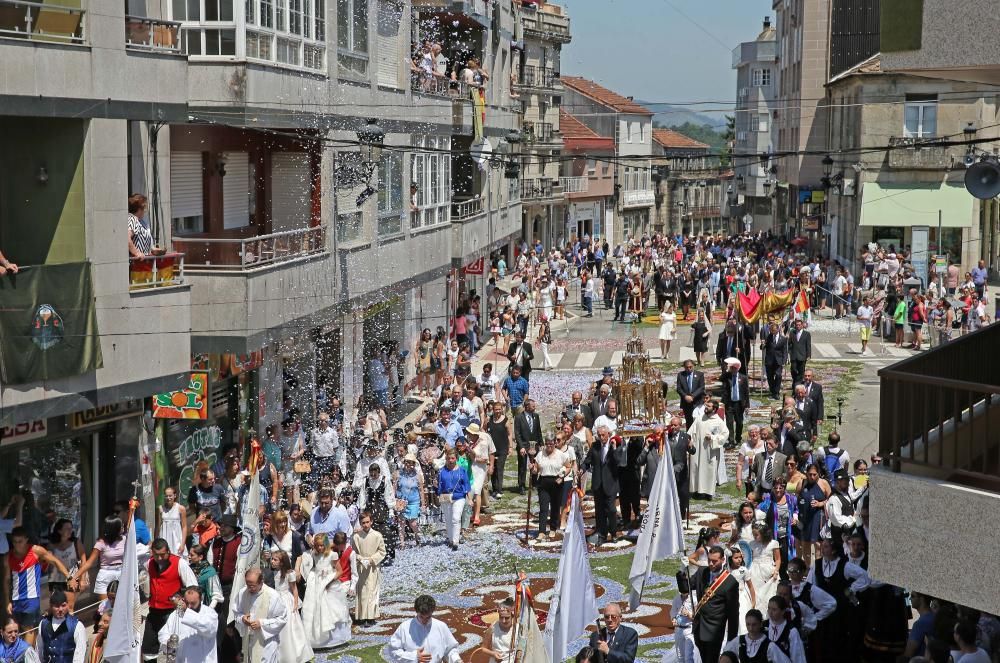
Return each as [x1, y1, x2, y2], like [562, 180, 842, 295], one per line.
[675, 360, 705, 429]
[750, 435, 787, 498]
[761, 321, 788, 400]
[792, 385, 818, 439]
[666, 415, 694, 518]
[787, 318, 811, 386]
[563, 390, 592, 428]
[715, 322, 741, 370]
[588, 602, 638, 663]
[611, 272, 630, 321]
[692, 546, 740, 663]
[580, 426, 627, 543]
[619, 435, 645, 530]
[773, 407, 807, 457]
[513, 398, 542, 494]
[506, 330, 534, 380]
[803, 368, 825, 423]
[721, 358, 749, 448]
[588, 383, 613, 424]
[593, 366, 616, 394]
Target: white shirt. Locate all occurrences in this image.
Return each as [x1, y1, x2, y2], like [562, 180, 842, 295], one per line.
[387, 617, 461, 663]
[955, 648, 993, 663]
[791, 581, 836, 624]
[593, 414, 619, 434]
[766, 621, 807, 663]
[806, 557, 871, 594]
[35, 617, 87, 663]
[825, 491, 859, 530]
[158, 604, 219, 663]
[535, 448, 569, 478]
[723, 634, 791, 663]
[311, 426, 339, 457]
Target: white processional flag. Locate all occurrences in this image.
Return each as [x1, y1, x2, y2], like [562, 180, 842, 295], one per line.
[628, 439, 684, 611]
[514, 578, 550, 663]
[228, 448, 263, 624]
[104, 504, 140, 663]
[544, 490, 598, 663]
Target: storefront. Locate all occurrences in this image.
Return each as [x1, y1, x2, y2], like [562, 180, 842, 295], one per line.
[0, 400, 144, 545]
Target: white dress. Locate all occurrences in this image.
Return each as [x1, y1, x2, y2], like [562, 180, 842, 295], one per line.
[300, 552, 351, 648]
[749, 539, 780, 611]
[273, 571, 313, 663]
[731, 565, 754, 636]
[659, 311, 677, 341]
[160, 503, 184, 556]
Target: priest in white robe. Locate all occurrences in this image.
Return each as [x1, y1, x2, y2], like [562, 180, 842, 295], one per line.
[688, 399, 729, 498]
[232, 569, 288, 663]
[387, 594, 462, 663]
[158, 587, 219, 663]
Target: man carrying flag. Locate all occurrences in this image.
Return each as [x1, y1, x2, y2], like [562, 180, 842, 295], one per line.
[103, 499, 141, 663]
[227, 441, 264, 626]
[544, 490, 598, 663]
[628, 435, 684, 611]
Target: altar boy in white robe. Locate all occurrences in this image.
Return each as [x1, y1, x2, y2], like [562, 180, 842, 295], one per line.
[232, 569, 288, 663]
[687, 399, 729, 498]
[387, 594, 461, 663]
[158, 586, 218, 663]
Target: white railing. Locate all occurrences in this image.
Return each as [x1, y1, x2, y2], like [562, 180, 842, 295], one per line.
[172, 225, 327, 270]
[125, 15, 183, 52]
[451, 197, 484, 220]
[560, 176, 588, 193]
[622, 189, 655, 208]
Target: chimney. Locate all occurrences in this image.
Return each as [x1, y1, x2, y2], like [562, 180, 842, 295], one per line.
[763, 16, 771, 29]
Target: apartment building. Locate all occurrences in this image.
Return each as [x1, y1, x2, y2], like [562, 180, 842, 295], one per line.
[0, 0, 524, 537]
[559, 109, 614, 242]
[651, 130, 728, 237]
[561, 77, 654, 245]
[732, 16, 778, 232]
[515, 0, 570, 248]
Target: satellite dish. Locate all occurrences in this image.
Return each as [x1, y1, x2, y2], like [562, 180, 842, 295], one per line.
[965, 160, 1000, 199]
[471, 137, 493, 168]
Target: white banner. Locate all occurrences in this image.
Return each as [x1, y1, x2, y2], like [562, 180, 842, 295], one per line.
[227, 462, 262, 624]
[104, 510, 140, 663]
[628, 441, 684, 611]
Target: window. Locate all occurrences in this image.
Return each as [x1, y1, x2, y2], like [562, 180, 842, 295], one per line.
[337, 211, 363, 243]
[586, 158, 596, 175]
[410, 136, 451, 228]
[904, 95, 938, 138]
[757, 112, 769, 132]
[752, 68, 771, 86]
[378, 151, 403, 235]
[338, 0, 369, 77]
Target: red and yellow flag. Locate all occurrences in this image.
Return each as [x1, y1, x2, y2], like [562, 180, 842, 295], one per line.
[795, 289, 810, 314]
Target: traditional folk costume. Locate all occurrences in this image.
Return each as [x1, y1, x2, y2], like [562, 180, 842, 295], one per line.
[157, 604, 219, 663]
[300, 551, 351, 648]
[232, 584, 288, 663]
[688, 411, 728, 497]
[351, 528, 387, 622]
[386, 617, 461, 663]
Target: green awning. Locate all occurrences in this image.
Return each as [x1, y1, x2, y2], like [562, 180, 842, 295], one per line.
[859, 181, 975, 228]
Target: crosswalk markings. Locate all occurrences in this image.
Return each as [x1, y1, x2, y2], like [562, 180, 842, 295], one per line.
[575, 352, 597, 368]
[548, 353, 563, 368]
[679, 347, 696, 362]
[847, 343, 864, 355]
[815, 343, 839, 357]
[611, 350, 624, 366]
[648, 347, 663, 359]
[887, 346, 912, 357]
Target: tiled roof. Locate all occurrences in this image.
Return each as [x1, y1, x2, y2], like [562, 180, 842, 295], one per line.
[652, 128, 708, 150]
[560, 76, 654, 115]
[828, 53, 882, 84]
[559, 109, 601, 139]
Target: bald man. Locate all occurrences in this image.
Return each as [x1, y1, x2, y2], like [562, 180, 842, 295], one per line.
[588, 603, 638, 662]
[232, 569, 288, 663]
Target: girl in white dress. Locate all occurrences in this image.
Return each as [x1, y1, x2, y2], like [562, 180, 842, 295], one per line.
[663, 571, 702, 663]
[269, 551, 313, 663]
[658, 301, 677, 357]
[728, 545, 756, 636]
[748, 523, 781, 612]
[300, 534, 352, 649]
[157, 486, 187, 557]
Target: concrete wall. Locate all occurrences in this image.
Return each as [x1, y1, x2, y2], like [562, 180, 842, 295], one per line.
[870, 466, 1000, 616]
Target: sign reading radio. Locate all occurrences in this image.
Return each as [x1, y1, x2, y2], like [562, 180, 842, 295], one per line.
[70, 400, 143, 430]
[152, 373, 209, 420]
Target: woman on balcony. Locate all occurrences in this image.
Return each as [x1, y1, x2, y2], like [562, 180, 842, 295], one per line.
[127, 193, 153, 257]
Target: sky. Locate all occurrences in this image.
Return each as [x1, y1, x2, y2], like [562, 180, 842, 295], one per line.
[562, 0, 773, 119]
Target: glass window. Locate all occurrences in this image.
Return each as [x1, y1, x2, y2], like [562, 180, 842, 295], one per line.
[259, 0, 272, 27]
[337, 211, 363, 242]
[276, 0, 286, 31]
[313, 0, 324, 40]
[378, 151, 403, 215]
[289, 0, 302, 35]
[338, 0, 367, 52]
[904, 95, 937, 138]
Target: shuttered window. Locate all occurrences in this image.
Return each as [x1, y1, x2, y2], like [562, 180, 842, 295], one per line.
[375, 0, 401, 88]
[170, 151, 205, 234]
[270, 152, 312, 233]
[222, 152, 251, 229]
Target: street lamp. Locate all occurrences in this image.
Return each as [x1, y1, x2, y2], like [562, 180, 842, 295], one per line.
[357, 118, 385, 163]
[822, 154, 834, 178]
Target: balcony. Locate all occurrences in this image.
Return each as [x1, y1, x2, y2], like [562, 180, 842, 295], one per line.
[559, 176, 588, 193]
[688, 204, 721, 219]
[731, 39, 776, 68]
[125, 15, 183, 52]
[524, 121, 556, 145]
[172, 226, 326, 270]
[622, 189, 655, 208]
[516, 64, 557, 90]
[451, 196, 484, 221]
[887, 135, 952, 170]
[411, 0, 489, 27]
[521, 178, 561, 201]
[129, 253, 185, 291]
[871, 322, 1000, 616]
[0, 0, 84, 44]
[521, 6, 570, 43]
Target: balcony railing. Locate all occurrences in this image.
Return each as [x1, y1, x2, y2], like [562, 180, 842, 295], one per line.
[125, 15, 182, 52]
[688, 204, 721, 219]
[451, 196, 483, 220]
[888, 135, 951, 169]
[129, 253, 185, 290]
[622, 189, 656, 208]
[0, 0, 85, 44]
[879, 322, 1000, 490]
[521, 8, 570, 42]
[559, 176, 588, 193]
[524, 121, 555, 144]
[517, 65, 557, 89]
[172, 225, 326, 270]
[521, 179, 555, 200]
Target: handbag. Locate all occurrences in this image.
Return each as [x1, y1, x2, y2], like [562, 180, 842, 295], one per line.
[293, 460, 311, 474]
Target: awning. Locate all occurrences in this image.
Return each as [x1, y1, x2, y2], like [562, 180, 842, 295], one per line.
[859, 181, 975, 227]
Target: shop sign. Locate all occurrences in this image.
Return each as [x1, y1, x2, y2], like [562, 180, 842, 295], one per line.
[191, 351, 264, 381]
[70, 400, 143, 430]
[463, 257, 486, 275]
[802, 217, 821, 231]
[0, 419, 47, 445]
[811, 191, 826, 204]
[153, 373, 209, 419]
[362, 296, 400, 320]
[171, 425, 222, 497]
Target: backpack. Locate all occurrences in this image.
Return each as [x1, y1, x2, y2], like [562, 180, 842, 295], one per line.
[824, 446, 845, 478]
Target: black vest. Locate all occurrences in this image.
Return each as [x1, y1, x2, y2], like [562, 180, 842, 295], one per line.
[763, 620, 794, 658]
[814, 556, 850, 611]
[796, 581, 815, 610]
[738, 634, 771, 663]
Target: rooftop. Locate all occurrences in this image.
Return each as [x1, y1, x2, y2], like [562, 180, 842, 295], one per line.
[560, 76, 654, 116]
[828, 53, 883, 84]
[652, 128, 709, 150]
[559, 109, 615, 149]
